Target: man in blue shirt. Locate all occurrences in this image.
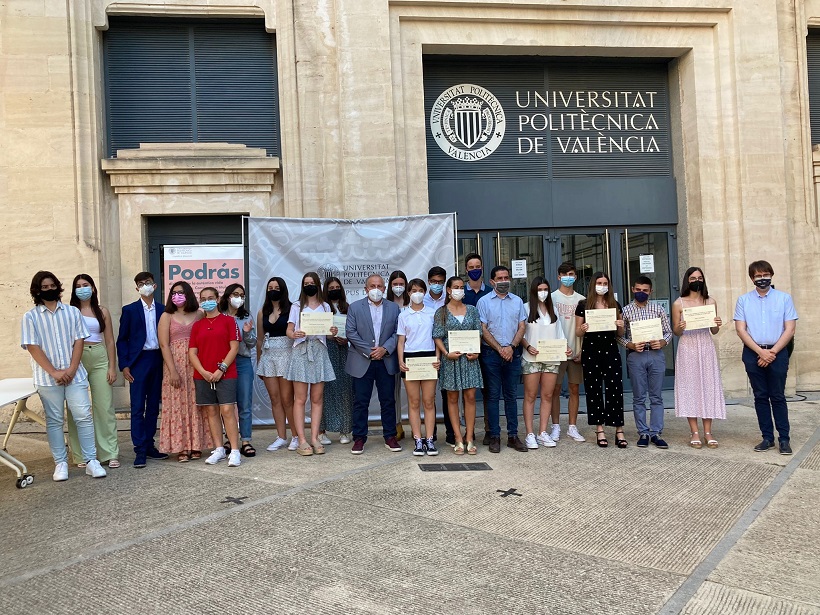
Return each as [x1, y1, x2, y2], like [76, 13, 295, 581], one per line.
[734, 260, 798, 455]
[463, 253, 492, 440]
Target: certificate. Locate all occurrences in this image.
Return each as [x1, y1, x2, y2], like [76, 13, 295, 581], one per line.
[536, 339, 568, 362]
[300, 311, 333, 335]
[630, 318, 663, 343]
[332, 313, 347, 332]
[682, 304, 717, 331]
[585, 308, 617, 332]
[406, 357, 438, 381]
[448, 330, 481, 354]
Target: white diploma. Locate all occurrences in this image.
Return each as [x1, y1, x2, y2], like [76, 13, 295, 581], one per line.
[585, 308, 617, 332]
[682, 304, 717, 331]
[406, 357, 438, 381]
[536, 339, 568, 362]
[448, 330, 481, 354]
[630, 318, 663, 343]
[332, 313, 347, 333]
[300, 311, 333, 335]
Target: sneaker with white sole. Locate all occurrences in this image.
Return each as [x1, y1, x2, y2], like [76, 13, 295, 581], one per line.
[205, 447, 227, 465]
[425, 438, 439, 456]
[319, 433, 332, 446]
[287, 437, 299, 451]
[550, 424, 561, 441]
[266, 437, 289, 451]
[339, 433, 351, 444]
[53, 461, 69, 482]
[85, 459, 107, 478]
[413, 437, 425, 456]
[537, 431, 557, 448]
[567, 425, 586, 442]
[227, 450, 241, 467]
[525, 433, 539, 449]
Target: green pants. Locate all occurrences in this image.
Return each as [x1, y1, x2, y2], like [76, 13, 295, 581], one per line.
[67, 344, 120, 464]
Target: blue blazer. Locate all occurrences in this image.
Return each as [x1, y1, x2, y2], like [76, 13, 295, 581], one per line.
[116, 299, 165, 371]
[345, 297, 400, 378]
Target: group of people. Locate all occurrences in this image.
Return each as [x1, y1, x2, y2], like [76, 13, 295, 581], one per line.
[20, 255, 798, 482]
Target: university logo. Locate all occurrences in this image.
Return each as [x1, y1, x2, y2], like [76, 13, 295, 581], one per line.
[430, 84, 506, 161]
[317, 263, 342, 281]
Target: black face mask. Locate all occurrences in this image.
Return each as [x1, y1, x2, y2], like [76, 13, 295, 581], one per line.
[267, 289, 282, 302]
[689, 280, 704, 293]
[303, 284, 319, 297]
[327, 289, 343, 301]
[753, 278, 772, 290]
[39, 289, 60, 302]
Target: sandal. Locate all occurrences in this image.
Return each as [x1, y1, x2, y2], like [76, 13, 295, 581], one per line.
[704, 432, 719, 448]
[297, 443, 314, 456]
[615, 430, 628, 449]
[108, 459, 121, 468]
[190, 450, 202, 460]
[240, 443, 257, 457]
[466, 441, 477, 455]
[312, 442, 326, 455]
[596, 429, 608, 448]
[453, 442, 465, 455]
[223, 440, 231, 455]
[689, 432, 703, 449]
[177, 452, 190, 463]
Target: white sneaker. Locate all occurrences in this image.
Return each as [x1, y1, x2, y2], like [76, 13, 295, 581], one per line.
[537, 431, 557, 448]
[53, 461, 69, 482]
[550, 424, 561, 441]
[205, 447, 227, 465]
[266, 437, 288, 451]
[339, 433, 351, 444]
[287, 437, 299, 451]
[525, 433, 539, 449]
[567, 425, 586, 442]
[227, 450, 241, 467]
[85, 459, 107, 478]
[319, 433, 332, 446]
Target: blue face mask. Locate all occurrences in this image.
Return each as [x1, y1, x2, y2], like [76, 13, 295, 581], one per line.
[75, 287, 93, 301]
[634, 291, 649, 303]
[467, 269, 482, 282]
[201, 300, 218, 312]
[560, 276, 576, 288]
[430, 283, 444, 294]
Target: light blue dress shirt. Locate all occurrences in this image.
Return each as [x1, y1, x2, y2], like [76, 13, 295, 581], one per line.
[477, 291, 528, 347]
[733, 287, 798, 346]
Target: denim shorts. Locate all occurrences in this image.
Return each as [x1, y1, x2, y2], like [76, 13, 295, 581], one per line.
[194, 378, 237, 406]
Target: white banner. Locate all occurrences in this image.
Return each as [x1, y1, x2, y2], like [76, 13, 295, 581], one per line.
[247, 214, 457, 424]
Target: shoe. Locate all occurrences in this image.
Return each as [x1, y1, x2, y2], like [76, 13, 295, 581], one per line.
[267, 437, 289, 451]
[445, 434, 456, 447]
[453, 442, 465, 455]
[351, 439, 365, 455]
[297, 443, 313, 456]
[489, 436, 501, 453]
[108, 459, 121, 468]
[704, 433, 719, 448]
[384, 437, 402, 452]
[651, 436, 669, 449]
[77, 462, 87, 468]
[85, 459, 107, 478]
[205, 447, 227, 465]
[779, 440, 793, 455]
[146, 448, 169, 460]
[134, 453, 147, 468]
[595, 429, 608, 448]
[319, 433, 332, 446]
[508, 435, 528, 453]
[537, 431, 557, 448]
[482, 433, 491, 446]
[550, 424, 561, 441]
[227, 450, 241, 467]
[525, 433, 539, 449]
[223, 441, 232, 455]
[425, 438, 438, 456]
[413, 438, 425, 456]
[566, 425, 586, 442]
[689, 432, 703, 449]
[288, 437, 299, 451]
[396, 423, 405, 441]
[754, 439, 774, 452]
[312, 442, 326, 455]
[466, 441, 477, 455]
[53, 461, 69, 482]
[615, 430, 628, 449]
[339, 433, 351, 444]
[637, 434, 650, 448]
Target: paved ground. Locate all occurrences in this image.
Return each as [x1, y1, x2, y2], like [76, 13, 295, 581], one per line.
[2, 396, 819, 614]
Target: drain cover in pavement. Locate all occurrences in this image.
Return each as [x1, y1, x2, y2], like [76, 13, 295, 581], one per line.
[418, 463, 492, 471]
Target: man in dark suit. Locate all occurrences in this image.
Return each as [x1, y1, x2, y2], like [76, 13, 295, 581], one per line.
[116, 271, 167, 467]
[346, 274, 401, 455]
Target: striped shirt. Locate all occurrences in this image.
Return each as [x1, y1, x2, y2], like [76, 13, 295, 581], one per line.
[617, 300, 673, 347]
[21, 303, 90, 386]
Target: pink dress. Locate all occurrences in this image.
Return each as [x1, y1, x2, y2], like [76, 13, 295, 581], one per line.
[159, 318, 213, 453]
[673, 297, 726, 419]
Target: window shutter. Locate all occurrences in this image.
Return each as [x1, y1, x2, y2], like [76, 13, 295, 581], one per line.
[807, 31, 820, 145]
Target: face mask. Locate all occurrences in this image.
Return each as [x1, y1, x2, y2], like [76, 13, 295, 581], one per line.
[201, 299, 218, 312]
[266, 289, 282, 302]
[40, 288, 60, 302]
[391, 286, 405, 296]
[537, 290, 549, 302]
[560, 276, 576, 288]
[429, 283, 444, 295]
[754, 278, 772, 290]
[171, 293, 187, 307]
[368, 288, 384, 302]
[138, 284, 155, 297]
[450, 288, 465, 301]
[410, 292, 425, 305]
[595, 285, 609, 296]
[494, 281, 510, 294]
[75, 287, 93, 301]
[689, 280, 704, 293]
[230, 296, 245, 309]
[634, 291, 649, 303]
[467, 269, 482, 282]
[327, 289, 342, 301]
[303, 284, 318, 297]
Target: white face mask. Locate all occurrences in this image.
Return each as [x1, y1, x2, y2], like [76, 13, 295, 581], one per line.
[409, 292, 425, 305]
[368, 288, 384, 302]
[537, 290, 549, 302]
[450, 288, 465, 301]
[595, 285, 609, 296]
[230, 296, 245, 309]
[391, 286, 405, 296]
[138, 284, 155, 297]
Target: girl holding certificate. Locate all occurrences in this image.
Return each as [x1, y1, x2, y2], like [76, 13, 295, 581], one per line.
[286, 272, 338, 456]
[672, 267, 725, 448]
[520, 277, 571, 449]
[432, 276, 483, 455]
[388, 270, 410, 440]
[321, 277, 354, 444]
[575, 272, 626, 448]
[397, 279, 441, 456]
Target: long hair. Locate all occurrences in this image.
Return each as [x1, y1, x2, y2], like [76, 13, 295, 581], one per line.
[218, 283, 248, 319]
[438, 276, 464, 326]
[297, 272, 323, 308]
[586, 271, 619, 313]
[680, 267, 710, 299]
[30, 271, 63, 306]
[323, 277, 349, 314]
[527, 276, 556, 324]
[69, 274, 106, 332]
[386, 270, 408, 303]
[262, 276, 292, 321]
[165, 280, 198, 315]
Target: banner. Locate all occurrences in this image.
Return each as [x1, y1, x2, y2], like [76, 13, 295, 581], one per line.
[162, 245, 244, 297]
[247, 214, 457, 425]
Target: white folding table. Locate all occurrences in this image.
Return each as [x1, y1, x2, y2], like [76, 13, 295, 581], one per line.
[1, 378, 39, 488]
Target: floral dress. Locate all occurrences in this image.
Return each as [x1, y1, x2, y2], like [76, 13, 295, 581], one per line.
[432, 305, 484, 391]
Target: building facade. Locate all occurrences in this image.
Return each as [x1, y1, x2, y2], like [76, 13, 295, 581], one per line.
[2, 0, 819, 402]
